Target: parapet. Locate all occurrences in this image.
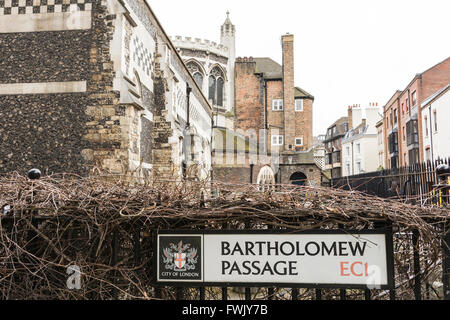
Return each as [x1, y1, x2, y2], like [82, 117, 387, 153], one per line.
[236, 57, 255, 63]
[170, 36, 229, 58]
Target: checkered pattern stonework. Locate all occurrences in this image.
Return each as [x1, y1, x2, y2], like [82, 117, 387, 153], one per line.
[132, 36, 153, 77]
[0, 0, 92, 15]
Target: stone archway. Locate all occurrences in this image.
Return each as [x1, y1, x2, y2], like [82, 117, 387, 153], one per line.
[290, 172, 308, 186]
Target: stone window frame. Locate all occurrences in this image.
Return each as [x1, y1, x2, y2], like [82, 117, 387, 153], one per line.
[208, 66, 226, 107]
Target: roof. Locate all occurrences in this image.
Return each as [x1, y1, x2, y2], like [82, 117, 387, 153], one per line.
[253, 58, 314, 99]
[295, 87, 314, 99]
[328, 117, 348, 130]
[421, 82, 450, 108]
[254, 57, 282, 79]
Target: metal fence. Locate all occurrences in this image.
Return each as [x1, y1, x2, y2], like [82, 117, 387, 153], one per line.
[332, 158, 450, 205]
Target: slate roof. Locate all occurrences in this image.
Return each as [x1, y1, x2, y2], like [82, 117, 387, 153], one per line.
[254, 58, 314, 99]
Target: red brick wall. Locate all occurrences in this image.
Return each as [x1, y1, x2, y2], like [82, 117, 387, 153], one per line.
[234, 59, 263, 139]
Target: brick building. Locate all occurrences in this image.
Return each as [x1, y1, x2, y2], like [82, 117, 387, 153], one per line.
[0, 0, 213, 181]
[228, 34, 320, 186]
[383, 57, 450, 169]
[324, 117, 349, 180]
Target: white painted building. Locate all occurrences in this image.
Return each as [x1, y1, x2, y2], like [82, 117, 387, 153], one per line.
[421, 83, 450, 162]
[342, 105, 383, 176]
[171, 12, 235, 130]
[376, 119, 386, 170]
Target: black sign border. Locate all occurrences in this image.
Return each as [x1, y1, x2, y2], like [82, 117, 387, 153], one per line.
[153, 228, 395, 290]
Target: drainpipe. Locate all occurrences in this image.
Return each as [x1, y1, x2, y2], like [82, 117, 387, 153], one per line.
[250, 163, 254, 184]
[183, 84, 192, 176]
[352, 141, 354, 176]
[429, 106, 435, 164]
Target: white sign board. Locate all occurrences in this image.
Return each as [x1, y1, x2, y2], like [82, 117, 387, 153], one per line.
[156, 231, 394, 289]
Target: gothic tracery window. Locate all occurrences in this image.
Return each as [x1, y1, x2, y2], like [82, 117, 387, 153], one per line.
[186, 61, 204, 90]
[209, 67, 225, 107]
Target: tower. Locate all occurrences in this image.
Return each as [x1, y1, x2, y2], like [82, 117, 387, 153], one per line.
[220, 11, 236, 115]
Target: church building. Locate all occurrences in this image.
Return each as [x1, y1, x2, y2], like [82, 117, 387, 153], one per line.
[172, 14, 322, 186]
[0, 0, 213, 182]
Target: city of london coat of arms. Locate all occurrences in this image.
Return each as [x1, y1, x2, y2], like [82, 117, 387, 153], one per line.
[163, 241, 198, 272]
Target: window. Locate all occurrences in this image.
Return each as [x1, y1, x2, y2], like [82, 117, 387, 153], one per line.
[356, 162, 361, 174]
[412, 91, 417, 107]
[272, 135, 284, 146]
[434, 110, 438, 132]
[209, 66, 225, 107]
[401, 103, 404, 115]
[394, 109, 398, 124]
[425, 148, 431, 162]
[295, 137, 303, 146]
[406, 98, 410, 111]
[346, 146, 350, 156]
[208, 76, 216, 104]
[217, 77, 224, 107]
[424, 116, 429, 137]
[343, 123, 349, 132]
[356, 143, 361, 154]
[272, 99, 284, 111]
[193, 73, 203, 89]
[403, 127, 406, 141]
[295, 99, 303, 112]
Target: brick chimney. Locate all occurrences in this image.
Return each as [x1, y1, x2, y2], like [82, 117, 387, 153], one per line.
[348, 105, 353, 129]
[282, 34, 295, 151]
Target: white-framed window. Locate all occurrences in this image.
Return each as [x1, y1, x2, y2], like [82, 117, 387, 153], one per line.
[356, 162, 361, 174]
[295, 99, 304, 112]
[272, 135, 284, 146]
[272, 99, 284, 111]
[346, 146, 350, 156]
[356, 143, 361, 154]
[295, 137, 303, 146]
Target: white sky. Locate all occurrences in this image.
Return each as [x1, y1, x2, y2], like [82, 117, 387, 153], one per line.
[150, 0, 450, 136]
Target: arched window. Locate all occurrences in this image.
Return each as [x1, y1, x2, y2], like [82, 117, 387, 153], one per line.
[257, 166, 275, 191]
[193, 73, 203, 89]
[217, 77, 224, 107]
[208, 76, 216, 104]
[186, 61, 204, 91]
[209, 66, 225, 107]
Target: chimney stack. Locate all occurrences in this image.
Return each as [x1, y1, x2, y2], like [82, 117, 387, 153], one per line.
[348, 106, 353, 129]
[282, 33, 295, 151]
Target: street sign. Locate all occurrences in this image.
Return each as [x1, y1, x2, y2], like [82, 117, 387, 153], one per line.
[154, 230, 394, 290]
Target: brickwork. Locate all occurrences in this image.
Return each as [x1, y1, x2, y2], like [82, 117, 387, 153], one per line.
[282, 34, 295, 151]
[234, 58, 263, 137]
[0, 0, 212, 182]
[383, 57, 450, 168]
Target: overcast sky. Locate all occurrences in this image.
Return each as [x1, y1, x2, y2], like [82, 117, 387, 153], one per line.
[150, 0, 450, 135]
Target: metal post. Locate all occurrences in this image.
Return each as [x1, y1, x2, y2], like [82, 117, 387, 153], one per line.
[292, 288, 299, 300]
[412, 230, 422, 300]
[443, 222, 450, 300]
[315, 289, 322, 300]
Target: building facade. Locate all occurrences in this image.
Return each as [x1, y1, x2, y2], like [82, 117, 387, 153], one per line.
[376, 119, 385, 170]
[171, 13, 235, 130]
[421, 83, 450, 162]
[0, 0, 213, 181]
[324, 117, 349, 180]
[383, 57, 450, 169]
[341, 104, 382, 176]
